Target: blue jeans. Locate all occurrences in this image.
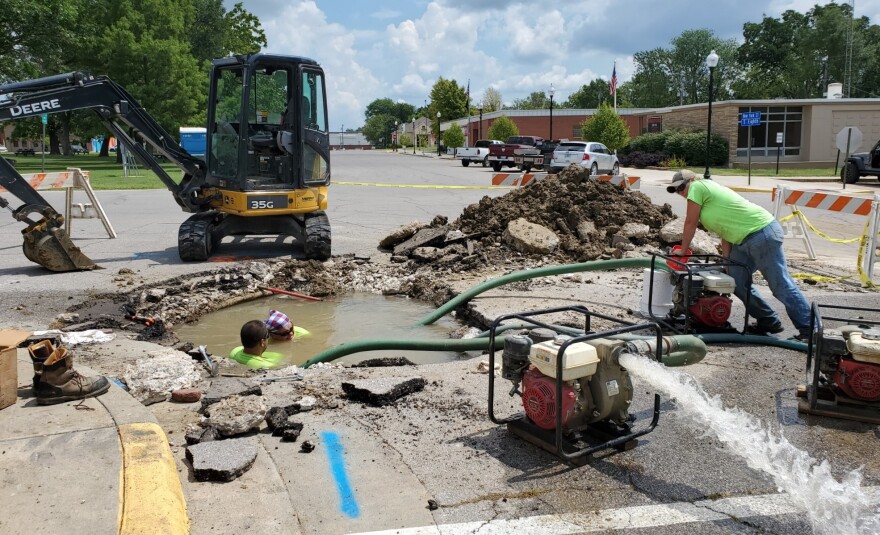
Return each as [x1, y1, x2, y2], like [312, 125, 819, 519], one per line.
[728, 221, 811, 333]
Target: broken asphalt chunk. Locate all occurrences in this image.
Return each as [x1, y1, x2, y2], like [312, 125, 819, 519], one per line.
[341, 376, 426, 406]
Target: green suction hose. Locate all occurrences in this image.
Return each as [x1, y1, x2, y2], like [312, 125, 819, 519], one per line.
[417, 257, 670, 326]
[301, 337, 506, 368]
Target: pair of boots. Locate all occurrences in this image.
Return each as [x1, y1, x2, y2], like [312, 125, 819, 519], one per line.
[28, 340, 110, 405]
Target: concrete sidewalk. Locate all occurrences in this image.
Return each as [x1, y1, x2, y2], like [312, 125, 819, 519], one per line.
[0, 349, 188, 535]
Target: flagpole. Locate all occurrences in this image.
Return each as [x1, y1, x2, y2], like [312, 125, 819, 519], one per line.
[613, 62, 617, 112]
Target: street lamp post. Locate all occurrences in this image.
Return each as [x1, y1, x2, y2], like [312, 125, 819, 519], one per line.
[436, 111, 441, 157]
[479, 107, 483, 140]
[704, 49, 719, 180]
[549, 83, 555, 141]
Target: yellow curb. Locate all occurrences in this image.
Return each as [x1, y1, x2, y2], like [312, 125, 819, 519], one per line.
[118, 422, 189, 534]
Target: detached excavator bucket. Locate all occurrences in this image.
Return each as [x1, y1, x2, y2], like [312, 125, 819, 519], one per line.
[21, 224, 98, 272]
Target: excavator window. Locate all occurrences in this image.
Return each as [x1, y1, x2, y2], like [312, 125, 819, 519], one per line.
[210, 68, 244, 179]
[301, 70, 328, 183]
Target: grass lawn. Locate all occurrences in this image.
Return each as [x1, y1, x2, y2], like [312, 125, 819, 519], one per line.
[4, 153, 179, 189]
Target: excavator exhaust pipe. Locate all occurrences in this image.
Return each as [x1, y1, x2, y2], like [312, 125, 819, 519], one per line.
[22, 224, 98, 272]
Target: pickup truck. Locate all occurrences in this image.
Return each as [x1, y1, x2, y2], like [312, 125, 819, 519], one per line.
[513, 141, 558, 172]
[455, 139, 503, 167]
[487, 136, 548, 172]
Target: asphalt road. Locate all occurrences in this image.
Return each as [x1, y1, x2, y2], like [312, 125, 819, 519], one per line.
[2, 151, 880, 534]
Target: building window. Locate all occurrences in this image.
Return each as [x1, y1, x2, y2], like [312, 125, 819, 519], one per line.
[736, 106, 802, 158]
[572, 125, 582, 138]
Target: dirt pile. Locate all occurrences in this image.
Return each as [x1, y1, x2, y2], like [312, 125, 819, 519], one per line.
[381, 166, 675, 268]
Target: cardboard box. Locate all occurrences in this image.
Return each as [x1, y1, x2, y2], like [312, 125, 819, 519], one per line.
[0, 329, 30, 410]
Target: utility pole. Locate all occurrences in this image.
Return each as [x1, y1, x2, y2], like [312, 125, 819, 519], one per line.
[844, 0, 855, 97]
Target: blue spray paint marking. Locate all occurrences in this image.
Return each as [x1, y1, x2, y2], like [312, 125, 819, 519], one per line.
[321, 431, 360, 518]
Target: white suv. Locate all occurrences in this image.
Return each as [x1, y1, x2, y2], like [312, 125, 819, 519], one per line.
[550, 141, 619, 175]
[0, 145, 8, 153]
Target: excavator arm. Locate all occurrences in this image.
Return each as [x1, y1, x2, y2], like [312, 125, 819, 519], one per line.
[0, 72, 212, 271]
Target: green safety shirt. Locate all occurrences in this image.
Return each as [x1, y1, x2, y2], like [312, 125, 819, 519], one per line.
[228, 347, 284, 369]
[687, 179, 774, 245]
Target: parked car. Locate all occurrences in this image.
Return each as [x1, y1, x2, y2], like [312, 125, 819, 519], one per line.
[0, 145, 8, 153]
[549, 141, 619, 175]
[70, 144, 88, 155]
[455, 139, 503, 167]
[487, 136, 547, 172]
[841, 138, 880, 184]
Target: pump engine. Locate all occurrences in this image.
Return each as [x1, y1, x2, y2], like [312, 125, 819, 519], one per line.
[503, 335, 634, 431]
[671, 269, 735, 329]
[816, 327, 880, 402]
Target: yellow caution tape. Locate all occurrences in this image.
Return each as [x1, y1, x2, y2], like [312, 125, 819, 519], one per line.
[333, 181, 513, 190]
[780, 210, 877, 289]
[792, 273, 852, 283]
[778, 210, 863, 243]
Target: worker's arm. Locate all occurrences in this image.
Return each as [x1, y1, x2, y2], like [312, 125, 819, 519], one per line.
[679, 200, 702, 253]
[720, 239, 731, 258]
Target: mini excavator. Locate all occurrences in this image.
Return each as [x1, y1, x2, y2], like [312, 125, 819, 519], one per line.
[0, 53, 331, 271]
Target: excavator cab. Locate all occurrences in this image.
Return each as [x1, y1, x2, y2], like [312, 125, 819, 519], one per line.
[0, 53, 332, 271]
[177, 54, 332, 261]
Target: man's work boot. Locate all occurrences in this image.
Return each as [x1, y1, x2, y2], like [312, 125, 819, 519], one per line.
[27, 340, 55, 390]
[34, 347, 110, 405]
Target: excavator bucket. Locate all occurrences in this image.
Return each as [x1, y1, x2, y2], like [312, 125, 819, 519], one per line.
[21, 224, 98, 272]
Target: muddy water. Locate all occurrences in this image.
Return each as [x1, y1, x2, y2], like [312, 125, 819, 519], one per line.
[175, 293, 463, 366]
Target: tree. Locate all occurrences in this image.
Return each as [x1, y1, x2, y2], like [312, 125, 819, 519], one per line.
[736, 3, 878, 98]
[362, 113, 398, 146]
[487, 115, 518, 142]
[186, 1, 267, 64]
[481, 87, 502, 112]
[429, 77, 468, 137]
[511, 91, 548, 110]
[564, 79, 611, 108]
[365, 98, 416, 125]
[443, 124, 465, 149]
[581, 103, 630, 152]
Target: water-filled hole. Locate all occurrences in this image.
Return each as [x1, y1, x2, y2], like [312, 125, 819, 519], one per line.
[175, 293, 463, 366]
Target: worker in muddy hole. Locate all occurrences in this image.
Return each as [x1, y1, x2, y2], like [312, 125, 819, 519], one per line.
[228, 319, 285, 368]
[265, 309, 309, 342]
[667, 169, 811, 341]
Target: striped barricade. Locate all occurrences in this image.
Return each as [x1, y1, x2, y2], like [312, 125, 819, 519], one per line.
[772, 185, 880, 283]
[595, 174, 641, 190]
[491, 173, 543, 187]
[3, 168, 117, 238]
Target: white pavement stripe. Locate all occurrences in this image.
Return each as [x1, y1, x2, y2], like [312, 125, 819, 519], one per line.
[350, 486, 880, 535]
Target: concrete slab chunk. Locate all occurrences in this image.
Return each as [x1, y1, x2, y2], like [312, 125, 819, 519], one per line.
[200, 377, 262, 412]
[205, 394, 266, 437]
[393, 226, 448, 256]
[341, 376, 427, 406]
[185, 438, 258, 482]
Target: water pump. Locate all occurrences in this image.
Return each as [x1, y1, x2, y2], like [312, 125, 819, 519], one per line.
[487, 306, 664, 464]
[671, 269, 735, 329]
[799, 303, 880, 424]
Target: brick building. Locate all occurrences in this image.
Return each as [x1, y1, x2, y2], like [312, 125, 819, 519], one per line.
[440, 98, 880, 166]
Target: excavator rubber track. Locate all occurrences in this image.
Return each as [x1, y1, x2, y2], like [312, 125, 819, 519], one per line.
[304, 211, 331, 260]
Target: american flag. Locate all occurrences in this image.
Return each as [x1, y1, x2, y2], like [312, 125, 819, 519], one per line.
[610, 63, 617, 95]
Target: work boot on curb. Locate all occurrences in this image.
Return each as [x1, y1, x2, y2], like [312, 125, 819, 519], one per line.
[27, 340, 55, 390]
[34, 347, 110, 405]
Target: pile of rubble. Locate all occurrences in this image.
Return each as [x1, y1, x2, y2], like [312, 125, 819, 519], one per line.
[377, 166, 713, 269]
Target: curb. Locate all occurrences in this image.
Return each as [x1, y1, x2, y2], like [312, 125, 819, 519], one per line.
[93, 370, 189, 534]
[117, 422, 189, 534]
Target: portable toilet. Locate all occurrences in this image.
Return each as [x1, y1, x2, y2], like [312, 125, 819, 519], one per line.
[179, 127, 207, 156]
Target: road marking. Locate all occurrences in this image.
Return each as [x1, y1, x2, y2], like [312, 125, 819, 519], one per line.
[349, 486, 880, 534]
[334, 181, 513, 190]
[322, 431, 360, 518]
[117, 422, 189, 534]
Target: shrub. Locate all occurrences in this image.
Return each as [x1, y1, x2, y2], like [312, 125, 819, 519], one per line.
[580, 103, 630, 151]
[442, 124, 465, 149]
[622, 130, 729, 167]
[487, 115, 519, 142]
[618, 151, 667, 168]
[660, 155, 687, 168]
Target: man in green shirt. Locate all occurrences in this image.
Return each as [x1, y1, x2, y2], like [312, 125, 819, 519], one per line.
[667, 170, 811, 340]
[229, 319, 284, 368]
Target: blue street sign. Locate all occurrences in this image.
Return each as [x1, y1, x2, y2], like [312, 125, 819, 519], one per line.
[740, 111, 761, 127]
[41, 114, 48, 125]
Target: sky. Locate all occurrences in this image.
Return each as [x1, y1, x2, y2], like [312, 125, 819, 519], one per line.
[227, 0, 879, 131]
